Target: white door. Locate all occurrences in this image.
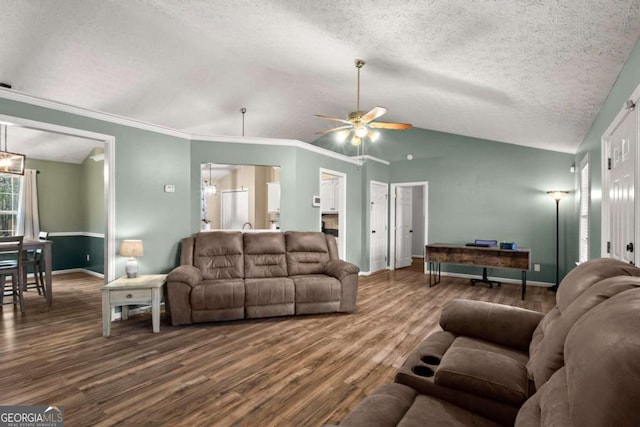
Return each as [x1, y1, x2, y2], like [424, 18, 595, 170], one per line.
[395, 186, 413, 269]
[267, 182, 280, 213]
[370, 181, 388, 273]
[608, 110, 637, 264]
[221, 190, 249, 229]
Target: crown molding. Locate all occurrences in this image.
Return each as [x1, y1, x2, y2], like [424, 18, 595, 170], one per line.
[0, 89, 364, 166]
[192, 134, 362, 165]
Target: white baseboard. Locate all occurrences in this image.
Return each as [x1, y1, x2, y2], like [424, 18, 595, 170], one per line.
[359, 267, 390, 276]
[52, 268, 105, 279]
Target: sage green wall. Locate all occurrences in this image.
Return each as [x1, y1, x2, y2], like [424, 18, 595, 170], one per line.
[316, 128, 576, 283]
[26, 154, 104, 233]
[25, 158, 83, 232]
[24, 157, 105, 273]
[0, 98, 192, 278]
[575, 37, 640, 260]
[190, 140, 363, 265]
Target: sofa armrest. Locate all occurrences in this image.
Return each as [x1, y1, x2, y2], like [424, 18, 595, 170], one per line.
[325, 260, 360, 313]
[325, 260, 360, 281]
[167, 265, 202, 287]
[440, 299, 544, 351]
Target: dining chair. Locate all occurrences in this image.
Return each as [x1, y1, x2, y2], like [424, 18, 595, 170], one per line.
[22, 231, 48, 297]
[0, 235, 25, 312]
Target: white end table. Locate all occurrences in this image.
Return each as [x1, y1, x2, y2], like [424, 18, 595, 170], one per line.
[101, 274, 167, 337]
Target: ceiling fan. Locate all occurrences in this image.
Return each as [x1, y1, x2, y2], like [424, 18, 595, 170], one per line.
[315, 59, 412, 146]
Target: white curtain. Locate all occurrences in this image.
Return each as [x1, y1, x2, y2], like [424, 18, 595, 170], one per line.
[17, 169, 40, 239]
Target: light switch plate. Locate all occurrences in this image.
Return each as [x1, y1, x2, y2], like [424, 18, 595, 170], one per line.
[312, 195, 320, 207]
[164, 184, 176, 193]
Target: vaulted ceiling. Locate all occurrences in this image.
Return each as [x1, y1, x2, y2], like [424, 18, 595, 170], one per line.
[2, 0, 640, 158]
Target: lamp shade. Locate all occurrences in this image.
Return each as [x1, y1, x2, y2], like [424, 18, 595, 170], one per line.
[120, 240, 144, 257]
[547, 191, 569, 201]
[0, 151, 25, 175]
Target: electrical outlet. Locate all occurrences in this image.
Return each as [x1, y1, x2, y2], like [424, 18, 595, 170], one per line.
[86, 254, 90, 262]
[534, 263, 541, 272]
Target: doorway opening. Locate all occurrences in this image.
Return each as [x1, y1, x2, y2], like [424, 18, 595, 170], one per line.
[0, 114, 114, 281]
[369, 180, 388, 274]
[319, 168, 346, 258]
[389, 182, 428, 271]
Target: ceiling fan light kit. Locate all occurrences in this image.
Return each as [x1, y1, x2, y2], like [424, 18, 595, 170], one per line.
[315, 58, 412, 153]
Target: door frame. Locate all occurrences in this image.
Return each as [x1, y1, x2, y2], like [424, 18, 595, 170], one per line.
[0, 113, 115, 282]
[319, 168, 347, 258]
[601, 84, 640, 264]
[369, 180, 389, 273]
[389, 181, 429, 270]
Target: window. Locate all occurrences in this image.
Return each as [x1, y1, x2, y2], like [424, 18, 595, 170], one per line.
[0, 174, 21, 236]
[579, 154, 590, 263]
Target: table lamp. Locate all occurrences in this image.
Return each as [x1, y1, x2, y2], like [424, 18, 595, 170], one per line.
[120, 239, 144, 278]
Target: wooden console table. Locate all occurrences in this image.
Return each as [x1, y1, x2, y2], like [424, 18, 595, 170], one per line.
[425, 244, 532, 299]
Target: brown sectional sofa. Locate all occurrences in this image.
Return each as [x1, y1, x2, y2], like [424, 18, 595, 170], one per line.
[329, 258, 640, 426]
[166, 230, 359, 326]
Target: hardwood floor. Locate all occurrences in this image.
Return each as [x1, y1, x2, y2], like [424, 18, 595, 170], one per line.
[0, 264, 556, 426]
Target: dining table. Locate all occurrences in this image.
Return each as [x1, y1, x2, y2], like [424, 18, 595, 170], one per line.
[23, 238, 53, 306]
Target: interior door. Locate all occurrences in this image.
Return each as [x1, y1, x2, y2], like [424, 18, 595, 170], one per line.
[395, 186, 413, 269]
[370, 182, 388, 273]
[221, 190, 249, 229]
[608, 109, 637, 264]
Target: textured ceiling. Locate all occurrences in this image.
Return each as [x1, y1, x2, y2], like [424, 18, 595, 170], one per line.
[2, 0, 640, 157]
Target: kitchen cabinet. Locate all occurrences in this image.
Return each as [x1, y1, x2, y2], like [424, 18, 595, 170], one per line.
[321, 179, 340, 213]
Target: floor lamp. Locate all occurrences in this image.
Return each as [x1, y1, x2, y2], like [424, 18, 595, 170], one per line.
[547, 191, 569, 292]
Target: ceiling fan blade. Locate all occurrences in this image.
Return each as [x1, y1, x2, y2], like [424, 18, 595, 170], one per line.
[315, 125, 353, 135]
[360, 107, 388, 124]
[315, 114, 352, 125]
[370, 122, 413, 130]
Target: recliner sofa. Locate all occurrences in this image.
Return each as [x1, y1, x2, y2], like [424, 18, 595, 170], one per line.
[328, 258, 640, 426]
[166, 230, 359, 326]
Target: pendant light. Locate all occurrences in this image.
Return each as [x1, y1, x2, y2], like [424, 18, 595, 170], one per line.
[0, 125, 25, 175]
[205, 163, 217, 195]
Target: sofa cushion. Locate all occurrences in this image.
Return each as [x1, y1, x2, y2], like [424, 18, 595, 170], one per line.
[527, 272, 640, 389]
[515, 367, 572, 427]
[245, 277, 294, 306]
[563, 288, 640, 427]
[292, 274, 341, 303]
[518, 288, 640, 427]
[193, 231, 244, 280]
[436, 338, 529, 406]
[332, 383, 501, 427]
[395, 333, 522, 426]
[286, 231, 331, 275]
[244, 232, 288, 278]
[554, 258, 640, 312]
[190, 279, 245, 310]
